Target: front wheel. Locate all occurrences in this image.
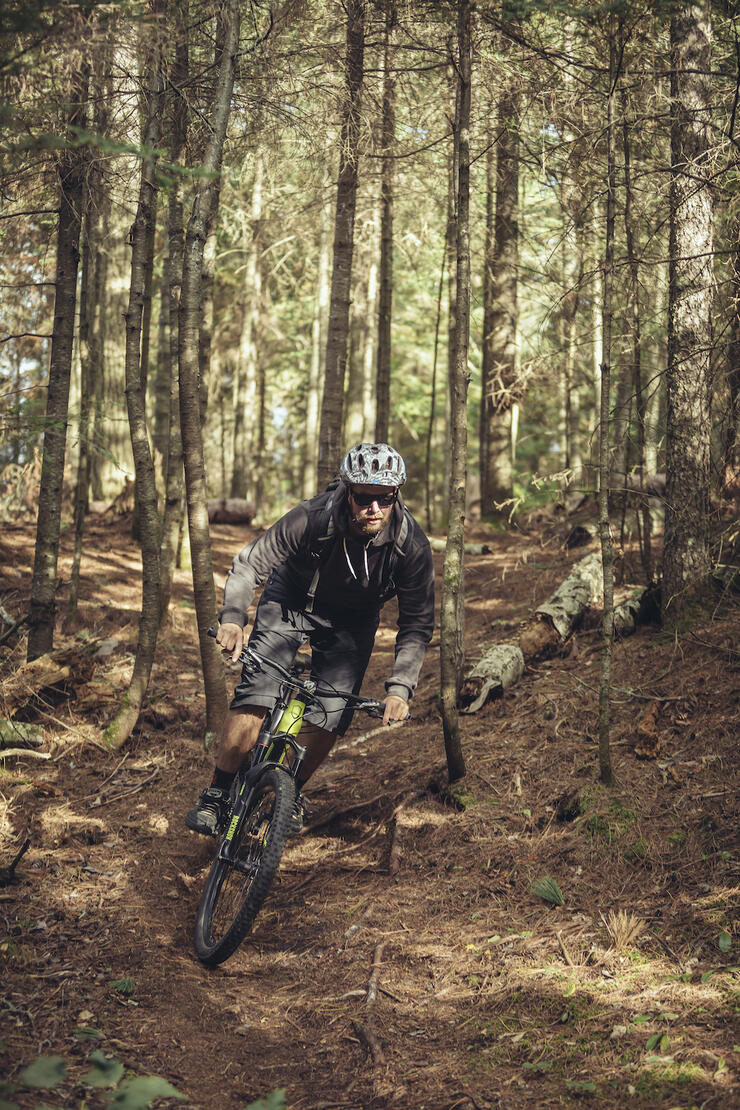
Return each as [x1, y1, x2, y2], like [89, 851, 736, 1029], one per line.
[194, 766, 294, 966]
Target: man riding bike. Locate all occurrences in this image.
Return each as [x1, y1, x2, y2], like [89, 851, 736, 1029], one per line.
[185, 443, 435, 838]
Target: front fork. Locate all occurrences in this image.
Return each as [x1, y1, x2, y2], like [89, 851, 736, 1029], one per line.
[218, 739, 306, 866]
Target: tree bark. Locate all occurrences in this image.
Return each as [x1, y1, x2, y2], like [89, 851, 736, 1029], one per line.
[481, 16, 520, 519]
[179, 0, 239, 739]
[440, 0, 471, 785]
[27, 51, 90, 660]
[159, 0, 189, 623]
[317, 0, 366, 488]
[727, 246, 740, 474]
[303, 200, 330, 498]
[621, 78, 652, 583]
[374, 0, 395, 443]
[65, 153, 100, 629]
[664, 1, 714, 626]
[597, 11, 618, 788]
[231, 152, 263, 500]
[104, 8, 166, 749]
[425, 238, 446, 533]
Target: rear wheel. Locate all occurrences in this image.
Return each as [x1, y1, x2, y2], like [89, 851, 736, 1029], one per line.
[194, 767, 294, 966]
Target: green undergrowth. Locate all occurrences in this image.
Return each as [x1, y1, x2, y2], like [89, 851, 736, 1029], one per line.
[0, 1049, 286, 1110]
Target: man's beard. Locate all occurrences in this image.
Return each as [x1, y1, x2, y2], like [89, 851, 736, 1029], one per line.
[349, 515, 384, 538]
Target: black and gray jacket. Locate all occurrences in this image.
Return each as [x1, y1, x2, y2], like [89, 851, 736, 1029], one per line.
[219, 485, 435, 701]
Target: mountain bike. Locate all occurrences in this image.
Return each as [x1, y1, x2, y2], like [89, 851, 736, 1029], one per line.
[194, 628, 385, 967]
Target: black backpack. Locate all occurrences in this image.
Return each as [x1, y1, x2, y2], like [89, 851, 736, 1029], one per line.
[301, 481, 412, 613]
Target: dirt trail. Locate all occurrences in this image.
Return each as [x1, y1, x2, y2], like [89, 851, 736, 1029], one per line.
[1, 515, 738, 1109]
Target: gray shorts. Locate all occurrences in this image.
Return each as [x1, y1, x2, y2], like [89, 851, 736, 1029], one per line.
[229, 572, 380, 736]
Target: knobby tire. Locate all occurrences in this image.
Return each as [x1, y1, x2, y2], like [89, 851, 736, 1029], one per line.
[194, 766, 294, 966]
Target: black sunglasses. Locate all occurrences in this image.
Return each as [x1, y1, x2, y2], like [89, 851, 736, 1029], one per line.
[349, 489, 397, 508]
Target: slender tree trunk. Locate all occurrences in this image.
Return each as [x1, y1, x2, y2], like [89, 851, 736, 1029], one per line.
[727, 246, 740, 473]
[179, 0, 239, 739]
[65, 162, 98, 629]
[664, 1, 714, 626]
[444, 66, 458, 518]
[482, 62, 520, 519]
[479, 115, 494, 508]
[441, 0, 471, 786]
[199, 177, 221, 427]
[345, 252, 375, 445]
[159, 0, 189, 622]
[27, 52, 90, 660]
[374, 0, 395, 442]
[88, 179, 111, 502]
[153, 242, 170, 474]
[598, 12, 618, 788]
[317, 0, 366, 488]
[231, 152, 264, 499]
[622, 80, 652, 583]
[426, 238, 446, 532]
[104, 12, 166, 749]
[303, 197, 330, 498]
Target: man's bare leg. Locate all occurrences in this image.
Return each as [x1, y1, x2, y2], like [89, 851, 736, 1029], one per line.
[215, 713, 336, 785]
[296, 723, 337, 787]
[215, 706, 265, 773]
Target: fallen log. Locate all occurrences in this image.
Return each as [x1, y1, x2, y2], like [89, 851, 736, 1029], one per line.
[207, 497, 255, 525]
[461, 552, 604, 713]
[429, 537, 492, 555]
[613, 589, 645, 637]
[459, 644, 524, 714]
[519, 551, 602, 662]
[0, 643, 97, 716]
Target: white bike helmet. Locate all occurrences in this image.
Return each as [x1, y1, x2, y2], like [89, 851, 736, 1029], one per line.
[339, 443, 407, 487]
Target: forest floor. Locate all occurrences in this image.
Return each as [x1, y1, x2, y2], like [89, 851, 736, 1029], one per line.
[0, 503, 738, 1110]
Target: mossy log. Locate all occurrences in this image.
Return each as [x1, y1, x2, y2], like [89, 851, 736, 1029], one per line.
[613, 588, 646, 637]
[461, 552, 605, 713]
[459, 645, 525, 713]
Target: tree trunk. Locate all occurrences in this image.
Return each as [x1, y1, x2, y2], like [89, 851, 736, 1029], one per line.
[231, 152, 264, 500]
[425, 238, 446, 532]
[664, 1, 714, 626]
[303, 197, 331, 499]
[443, 67, 458, 518]
[27, 53, 90, 661]
[481, 68, 520, 519]
[344, 222, 375, 446]
[159, 0, 189, 623]
[153, 239, 171, 475]
[597, 12, 618, 788]
[317, 0, 366, 488]
[622, 79, 652, 583]
[65, 154, 100, 629]
[104, 13, 166, 749]
[727, 246, 740, 474]
[479, 97, 495, 507]
[179, 0, 239, 740]
[374, 0, 395, 443]
[440, 0, 471, 786]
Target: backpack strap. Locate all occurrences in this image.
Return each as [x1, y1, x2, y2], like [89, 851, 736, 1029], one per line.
[380, 507, 412, 597]
[304, 493, 336, 613]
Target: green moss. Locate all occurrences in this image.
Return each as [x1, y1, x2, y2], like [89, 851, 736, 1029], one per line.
[625, 838, 648, 862]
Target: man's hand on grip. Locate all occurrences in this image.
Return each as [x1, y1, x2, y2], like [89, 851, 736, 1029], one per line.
[382, 694, 409, 727]
[217, 622, 244, 663]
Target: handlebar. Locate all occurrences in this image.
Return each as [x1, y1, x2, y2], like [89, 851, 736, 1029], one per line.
[207, 626, 387, 719]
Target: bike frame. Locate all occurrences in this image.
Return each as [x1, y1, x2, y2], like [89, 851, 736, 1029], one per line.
[217, 647, 312, 866]
[206, 629, 385, 868]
